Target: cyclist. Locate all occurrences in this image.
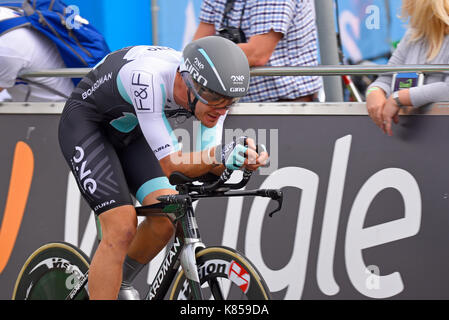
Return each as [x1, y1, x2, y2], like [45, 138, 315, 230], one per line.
[58, 36, 269, 300]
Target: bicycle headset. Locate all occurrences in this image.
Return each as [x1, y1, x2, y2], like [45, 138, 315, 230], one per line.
[179, 36, 250, 117]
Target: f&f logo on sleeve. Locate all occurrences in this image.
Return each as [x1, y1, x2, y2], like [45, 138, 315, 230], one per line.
[131, 71, 154, 112]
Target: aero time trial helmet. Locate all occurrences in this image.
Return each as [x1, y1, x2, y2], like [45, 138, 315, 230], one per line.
[179, 36, 250, 113]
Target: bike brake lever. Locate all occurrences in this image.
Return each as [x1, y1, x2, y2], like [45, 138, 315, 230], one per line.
[267, 189, 283, 217]
[269, 199, 282, 217]
[255, 189, 283, 217]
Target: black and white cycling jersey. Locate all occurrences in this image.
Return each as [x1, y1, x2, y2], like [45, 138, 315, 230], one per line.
[58, 45, 225, 215]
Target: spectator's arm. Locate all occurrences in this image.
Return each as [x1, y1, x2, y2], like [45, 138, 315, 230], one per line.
[238, 29, 283, 66]
[193, 22, 282, 67]
[367, 30, 410, 97]
[193, 22, 216, 40]
[408, 79, 449, 106]
[0, 51, 27, 88]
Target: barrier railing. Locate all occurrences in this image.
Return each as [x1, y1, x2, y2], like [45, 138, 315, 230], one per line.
[18, 65, 449, 78]
[1, 101, 449, 116]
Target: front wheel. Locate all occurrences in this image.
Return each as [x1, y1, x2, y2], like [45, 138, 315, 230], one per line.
[12, 242, 90, 300]
[170, 246, 271, 300]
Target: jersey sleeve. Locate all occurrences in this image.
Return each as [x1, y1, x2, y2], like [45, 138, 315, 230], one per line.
[118, 62, 180, 161]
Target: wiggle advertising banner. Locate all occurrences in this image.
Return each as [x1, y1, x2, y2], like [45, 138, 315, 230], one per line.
[0, 104, 449, 299]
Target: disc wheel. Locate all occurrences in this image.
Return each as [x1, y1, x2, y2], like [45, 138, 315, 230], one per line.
[12, 242, 90, 300]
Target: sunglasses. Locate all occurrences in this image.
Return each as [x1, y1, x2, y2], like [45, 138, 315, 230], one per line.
[181, 71, 239, 109]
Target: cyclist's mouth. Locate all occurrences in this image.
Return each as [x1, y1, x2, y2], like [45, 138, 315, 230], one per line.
[206, 113, 219, 122]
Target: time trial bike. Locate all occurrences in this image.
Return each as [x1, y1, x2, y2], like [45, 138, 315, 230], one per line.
[12, 168, 283, 300]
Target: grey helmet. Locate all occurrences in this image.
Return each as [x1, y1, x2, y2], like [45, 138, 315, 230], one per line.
[179, 36, 250, 110]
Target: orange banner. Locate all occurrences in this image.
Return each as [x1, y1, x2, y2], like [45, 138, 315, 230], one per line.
[0, 141, 34, 274]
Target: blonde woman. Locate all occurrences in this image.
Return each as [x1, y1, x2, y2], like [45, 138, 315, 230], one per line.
[366, 0, 449, 136]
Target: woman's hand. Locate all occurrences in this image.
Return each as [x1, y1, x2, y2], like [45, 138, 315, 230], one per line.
[366, 88, 387, 128]
[382, 97, 401, 136]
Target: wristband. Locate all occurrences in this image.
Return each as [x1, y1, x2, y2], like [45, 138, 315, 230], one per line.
[392, 91, 405, 108]
[366, 87, 381, 96]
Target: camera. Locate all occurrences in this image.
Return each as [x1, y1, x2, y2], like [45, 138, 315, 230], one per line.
[217, 26, 247, 44]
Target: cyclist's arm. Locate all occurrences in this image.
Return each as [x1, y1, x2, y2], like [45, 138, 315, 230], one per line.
[161, 136, 269, 177]
[119, 62, 226, 179]
[161, 114, 227, 178]
[160, 148, 224, 178]
[209, 164, 226, 176]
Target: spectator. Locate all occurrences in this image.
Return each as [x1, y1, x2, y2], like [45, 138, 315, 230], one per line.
[366, 0, 449, 136]
[0, 6, 74, 102]
[193, 0, 322, 103]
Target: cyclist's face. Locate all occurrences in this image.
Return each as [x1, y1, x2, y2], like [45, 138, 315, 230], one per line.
[186, 77, 238, 127]
[194, 94, 232, 128]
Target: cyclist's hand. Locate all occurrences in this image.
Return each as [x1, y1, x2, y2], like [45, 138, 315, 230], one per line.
[216, 137, 269, 171]
[217, 136, 248, 170]
[382, 97, 400, 136]
[244, 138, 269, 171]
[366, 88, 387, 128]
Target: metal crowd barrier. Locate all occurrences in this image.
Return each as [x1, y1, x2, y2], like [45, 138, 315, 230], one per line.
[18, 65, 449, 78]
[1, 102, 449, 116]
[1, 64, 445, 115]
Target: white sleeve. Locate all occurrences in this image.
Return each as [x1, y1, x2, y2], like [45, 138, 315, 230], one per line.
[0, 47, 27, 88]
[118, 64, 180, 161]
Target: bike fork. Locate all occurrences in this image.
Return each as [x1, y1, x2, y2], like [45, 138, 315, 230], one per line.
[180, 240, 205, 299]
[179, 205, 206, 300]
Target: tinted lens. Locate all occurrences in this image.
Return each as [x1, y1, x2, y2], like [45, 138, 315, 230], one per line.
[193, 81, 238, 107]
[181, 71, 237, 108]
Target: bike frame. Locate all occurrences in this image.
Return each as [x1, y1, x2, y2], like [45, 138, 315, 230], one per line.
[145, 186, 282, 300]
[143, 202, 207, 300]
[65, 201, 207, 300]
[65, 169, 283, 300]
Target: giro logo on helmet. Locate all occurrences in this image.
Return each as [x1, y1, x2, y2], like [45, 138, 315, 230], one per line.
[230, 87, 246, 93]
[184, 58, 208, 87]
